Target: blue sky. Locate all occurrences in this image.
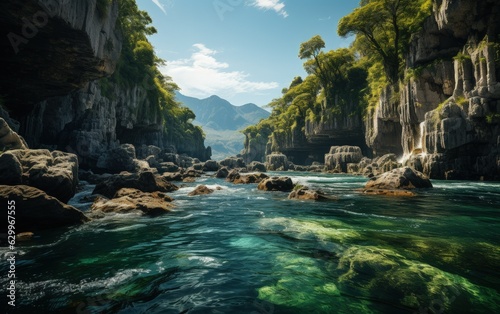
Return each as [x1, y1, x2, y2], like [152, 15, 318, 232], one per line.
[137, 0, 359, 107]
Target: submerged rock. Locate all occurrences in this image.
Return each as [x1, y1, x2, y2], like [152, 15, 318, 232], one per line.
[92, 171, 178, 198]
[91, 188, 174, 216]
[365, 167, 433, 191]
[336, 245, 500, 312]
[0, 185, 88, 232]
[258, 177, 294, 192]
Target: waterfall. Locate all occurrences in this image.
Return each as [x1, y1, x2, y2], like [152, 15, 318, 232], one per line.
[416, 121, 426, 150]
[398, 121, 426, 165]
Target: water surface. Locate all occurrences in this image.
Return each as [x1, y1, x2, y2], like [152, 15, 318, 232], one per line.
[1, 173, 499, 313]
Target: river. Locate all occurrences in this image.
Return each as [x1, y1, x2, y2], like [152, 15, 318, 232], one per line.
[2, 173, 499, 313]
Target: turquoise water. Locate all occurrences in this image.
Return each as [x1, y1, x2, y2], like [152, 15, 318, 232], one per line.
[1, 173, 499, 313]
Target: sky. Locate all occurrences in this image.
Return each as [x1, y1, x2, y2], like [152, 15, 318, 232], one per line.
[137, 0, 360, 107]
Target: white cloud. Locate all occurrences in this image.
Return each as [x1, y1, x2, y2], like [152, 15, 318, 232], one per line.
[152, 0, 167, 14]
[252, 0, 288, 18]
[162, 44, 279, 100]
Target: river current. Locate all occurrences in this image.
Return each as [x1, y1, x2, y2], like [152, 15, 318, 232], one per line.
[1, 173, 499, 313]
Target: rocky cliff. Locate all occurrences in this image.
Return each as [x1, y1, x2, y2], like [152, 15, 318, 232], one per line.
[0, 0, 210, 168]
[389, 0, 500, 179]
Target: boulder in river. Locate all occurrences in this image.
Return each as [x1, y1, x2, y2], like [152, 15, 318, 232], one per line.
[227, 169, 269, 184]
[288, 186, 338, 201]
[93, 171, 179, 198]
[0, 185, 88, 232]
[220, 157, 245, 169]
[203, 160, 220, 172]
[91, 188, 174, 216]
[215, 167, 230, 179]
[188, 185, 222, 196]
[258, 177, 294, 192]
[365, 167, 433, 190]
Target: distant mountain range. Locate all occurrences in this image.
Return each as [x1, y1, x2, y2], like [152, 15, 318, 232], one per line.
[176, 92, 270, 160]
[176, 92, 269, 131]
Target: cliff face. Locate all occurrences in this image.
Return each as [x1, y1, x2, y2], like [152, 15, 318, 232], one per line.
[248, 104, 367, 165]
[369, 0, 500, 179]
[0, 0, 121, 115]
[0, 0, 209, 168]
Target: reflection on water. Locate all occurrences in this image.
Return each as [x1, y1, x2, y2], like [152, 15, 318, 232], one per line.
[1, 173, 499, 313]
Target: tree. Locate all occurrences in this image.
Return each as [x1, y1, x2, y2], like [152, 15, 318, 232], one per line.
[299, 37, 366, 114]
[338, 0, 431, 84]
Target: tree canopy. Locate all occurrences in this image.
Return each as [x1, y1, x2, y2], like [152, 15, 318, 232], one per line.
[338, 0, 431, 84]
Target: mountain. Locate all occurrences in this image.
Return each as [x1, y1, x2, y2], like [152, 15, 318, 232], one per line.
[176, 93, 269, 131]
[176, 92, 270, 160]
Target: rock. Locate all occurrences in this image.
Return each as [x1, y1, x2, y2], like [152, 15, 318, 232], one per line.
[91, 188, 174, 216]
[159, 162, 180, 173]
[183, 177, 196, 183]
[161, 172, 184, 182]
[288, 186, 338, 201]
[203, 160, 220, 172]
[365, 167, 433, 191]
[188, 185, 218, 196]
[361, 189, 416, 197]
[215, 167, 230, 179]
[93, 171, 179, 198]
[0, 152, 22, 185]
[0, 185, 88, 232]
[136, 145, 162, 160]
[266, 153, 289, 171]
[145, 155, 160, 169]
[0, 118, 27, 150]
[96, 144, 138, 174]
[336, 245, 490, 312]
[4, 149, 79, 203]
[220, 157, 246, 169]
[192, 163, 204, 171]
[294, 165, 308, 172]
[258, 177, 294, 192]
[228, 172, 269, 184]
[248, 161, 267, 172]
[178, 155, 194, 168]
[325, 146, 363, 173]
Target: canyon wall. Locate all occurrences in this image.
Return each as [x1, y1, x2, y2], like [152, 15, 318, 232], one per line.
[394, 0, 500, 179]
[0, 0, 209, 169]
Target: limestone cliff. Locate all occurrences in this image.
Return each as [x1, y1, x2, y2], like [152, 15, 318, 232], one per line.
[0, 0, 121, 115]
[0, 0, 210, 168]
[393, 0, 500, 179]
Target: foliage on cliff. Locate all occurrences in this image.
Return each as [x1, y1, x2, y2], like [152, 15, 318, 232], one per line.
[243, 37, 367, 154]
[102, 0, 204, 146]
[339, 0, 432, 106]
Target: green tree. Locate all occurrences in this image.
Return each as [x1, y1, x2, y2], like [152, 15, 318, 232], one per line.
[338, 0, 431, 84]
